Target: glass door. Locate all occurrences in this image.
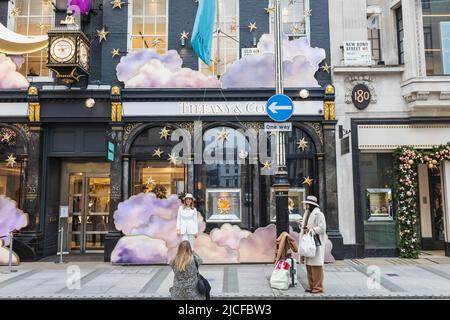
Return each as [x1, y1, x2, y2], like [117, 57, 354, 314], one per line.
[68, 173, 110, 253]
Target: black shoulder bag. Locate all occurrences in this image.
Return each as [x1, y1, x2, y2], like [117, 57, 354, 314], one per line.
[194, 258, 211, 300]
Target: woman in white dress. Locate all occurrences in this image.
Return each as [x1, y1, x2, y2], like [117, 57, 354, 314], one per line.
[176, 193, 199, 248]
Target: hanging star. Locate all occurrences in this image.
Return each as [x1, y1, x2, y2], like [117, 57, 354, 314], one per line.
[146, 177, 156, 187]
[262, 161, 272, 170]
[153, 148, 164, 158]
[291, 24, 301, 34]
[97, 27, 109, 43]
[168, 153, 179, 165]
[248, 22, 257, 32]
[297, 138, 309, 151]
[304, 8, 312, 17]
[5, 154, 17, 168]
[303, 177, 314, 187]
[111, 0, 125, 9]
[39, 23, 47, 31]
[321, 62, 331, 73]
[264, 6, 275, 14]
[111, 48, 121, 58]
[217, 128, 229, 141]
[180, 31, 189, 40]
[152, 38, 162, 48]
[159, 127, 171, 140]
[288, 0, 295, 5]
[10, 7, 21, 17]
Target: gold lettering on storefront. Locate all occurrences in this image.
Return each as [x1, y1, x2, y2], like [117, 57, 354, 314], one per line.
[181, 102, 265, 115]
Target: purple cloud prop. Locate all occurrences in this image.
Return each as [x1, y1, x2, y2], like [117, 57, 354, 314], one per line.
[116, 49, 220, 88]
[111, 235, 168, 264]
[0, 195, 28, 246]
[0, 54, 29, 89]
[209, 223, 251, 250]
[220, 34, 325, 88]
[194, 234, 239, 264]
[239, 224, 277, 263]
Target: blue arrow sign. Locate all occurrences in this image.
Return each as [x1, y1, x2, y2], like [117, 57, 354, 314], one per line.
[266, 94, 294, 122]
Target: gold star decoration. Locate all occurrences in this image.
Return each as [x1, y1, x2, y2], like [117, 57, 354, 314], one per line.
[152, 38, 162, 48]
[297, 138, 309, 151]
[159, 127, 171, 140]
[180, 31, 189, 40]
[248, 22, 257, 32]
[321, 62, 331, 73]
[5, 154, 17, 168]
[264, 6, 275, 14]
[111, 48, 120, 58]
[146, 177, 156, 187]
[153, 148, 164, 158]
[42, 0, 52, 5]
[262, 161, 272, 170]
[168, 153, 179, 165]
[10, 7, 21, 17]
[303, 177, 314, 187]
[111, 0, 125, 9]
[304, 8, 312, 17]
[291, 24, 301, 34]
[217, 128, 229, 141]
[97, 27, 109, 43]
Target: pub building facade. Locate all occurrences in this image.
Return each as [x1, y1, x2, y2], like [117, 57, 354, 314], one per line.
[0, 0, 345, 262]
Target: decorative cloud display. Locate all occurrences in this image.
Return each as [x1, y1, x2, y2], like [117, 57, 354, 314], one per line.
[116, 49, 220, 88]
[220, 34, 325, 88]
[116, 34, 325, 89]
[0, 239, 20, 266]
[111, 193, 295, 264]
[0, 195, 28, 246]
[0, 54, 28, 89]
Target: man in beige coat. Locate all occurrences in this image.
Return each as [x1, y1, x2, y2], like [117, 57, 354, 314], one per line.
[298, 195, 327, 293]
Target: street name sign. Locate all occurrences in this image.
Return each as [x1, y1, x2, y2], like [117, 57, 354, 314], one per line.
[264, 122, 292, 132]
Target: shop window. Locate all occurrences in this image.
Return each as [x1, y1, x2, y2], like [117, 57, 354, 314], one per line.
[359, 153, 396, 249]
[269, 127, 316, 222]
[269, 0, 310, 40]
[196, 126, 252, 225]
[396, 7, 404, 65]
[7, 0, 54, 79]
[130, 126, 186, 196]
[199, 0, 239, 77]
[129, 0, 168, 54]
[422, 0, 450, 75]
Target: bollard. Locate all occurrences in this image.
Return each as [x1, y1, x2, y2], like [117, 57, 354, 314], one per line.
[55, 226, 67, 264]
[7, 231, 18, 273]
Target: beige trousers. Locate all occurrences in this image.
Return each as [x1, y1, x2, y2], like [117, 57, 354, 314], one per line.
[306, 265, 324, 293]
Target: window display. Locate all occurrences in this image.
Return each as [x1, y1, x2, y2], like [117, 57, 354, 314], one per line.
[205, 188, 241, 222]
[366, 188, 393, 221]
[270, 188, 306, 222]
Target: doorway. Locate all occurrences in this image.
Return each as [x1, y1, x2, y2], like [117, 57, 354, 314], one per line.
[428, 170, 445, 249]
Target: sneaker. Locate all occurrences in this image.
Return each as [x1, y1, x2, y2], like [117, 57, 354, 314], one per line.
[304, 289, 312, 293]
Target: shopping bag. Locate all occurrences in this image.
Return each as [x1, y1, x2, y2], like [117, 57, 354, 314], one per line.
[270, 260, 290, 290]
[298, 232, 317, 257]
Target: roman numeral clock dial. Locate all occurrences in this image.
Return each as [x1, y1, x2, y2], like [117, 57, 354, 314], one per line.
[50, 38, 76, 63]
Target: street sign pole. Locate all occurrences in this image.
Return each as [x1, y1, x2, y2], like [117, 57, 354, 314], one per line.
[273, 0, 290, 237]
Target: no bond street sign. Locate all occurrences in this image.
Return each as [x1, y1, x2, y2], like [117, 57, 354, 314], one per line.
[266, 94, 294, 122]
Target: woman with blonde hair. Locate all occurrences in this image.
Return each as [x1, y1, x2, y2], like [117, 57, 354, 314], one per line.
[176, 193, 198, 248]
[169, 240, 205, 300]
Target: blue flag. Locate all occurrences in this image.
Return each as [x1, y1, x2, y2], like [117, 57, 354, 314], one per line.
[191, 0, 216, 66]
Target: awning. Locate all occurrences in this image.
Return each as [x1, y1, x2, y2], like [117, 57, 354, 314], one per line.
[0, 23, 48, 55]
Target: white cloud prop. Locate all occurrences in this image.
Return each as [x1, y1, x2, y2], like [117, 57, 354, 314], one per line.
[239, 224, 277, 263]
[0, 195, 28, 246]
[111, 235, 168, 264]
[194, 234, 238, 264]
[116, 49, 220, 88]
[210, 223, 251, 250]
[0, 54, 28, 89]
[220, 34, 326, 88]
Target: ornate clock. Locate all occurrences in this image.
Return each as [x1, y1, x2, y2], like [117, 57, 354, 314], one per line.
[47, 26, 90, 84]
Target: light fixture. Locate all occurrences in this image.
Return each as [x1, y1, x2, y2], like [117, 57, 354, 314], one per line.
[299, 89, 310, 99]
[252, 36, 257, 47]
[85, 98, 95, 108]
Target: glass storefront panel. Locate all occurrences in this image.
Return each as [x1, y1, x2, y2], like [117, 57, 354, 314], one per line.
[132, 161, 185, 196]
[0, 161, 23, 205]
[422, 0, 450, 75]
[359, 153, 397, 249]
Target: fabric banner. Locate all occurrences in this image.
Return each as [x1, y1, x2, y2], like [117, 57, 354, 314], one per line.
[191, 0, 216, 66]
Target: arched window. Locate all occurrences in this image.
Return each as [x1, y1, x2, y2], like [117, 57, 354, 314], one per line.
[0, 126, 27, 206]
[195, 126, 253, 228]
[268, 126, 317, 222]
[130, 126, 186, 196]
[200, 0, 240, 77]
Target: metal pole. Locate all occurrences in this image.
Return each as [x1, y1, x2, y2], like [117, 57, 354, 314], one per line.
[59, 226, 64, 264]
[216, 0, 221, 77]
[7, 232, 17, 273]
[273, 0, 290, 237]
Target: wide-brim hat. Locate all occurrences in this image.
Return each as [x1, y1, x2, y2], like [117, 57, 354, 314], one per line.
[183, 193, 195, 200]
[302, 195, 320, 208]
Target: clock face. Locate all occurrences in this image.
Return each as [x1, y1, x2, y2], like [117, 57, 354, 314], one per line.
[78, 41, 89, 70]
[50, 38, 76, 63]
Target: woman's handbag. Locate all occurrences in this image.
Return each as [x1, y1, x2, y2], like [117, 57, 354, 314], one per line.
[270, 260, 290, 290]
[194, 259, 211, 299]
[298, 231, 317, 257]
[313, 233, 322, 247]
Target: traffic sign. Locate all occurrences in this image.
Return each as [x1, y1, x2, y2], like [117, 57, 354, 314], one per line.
[266, 94, 294, 122]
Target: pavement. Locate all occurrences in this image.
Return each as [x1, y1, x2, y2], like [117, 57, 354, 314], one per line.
[1, 252, 450, 299]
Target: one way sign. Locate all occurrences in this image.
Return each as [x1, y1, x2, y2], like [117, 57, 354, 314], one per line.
[266, 94, 294, 122]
